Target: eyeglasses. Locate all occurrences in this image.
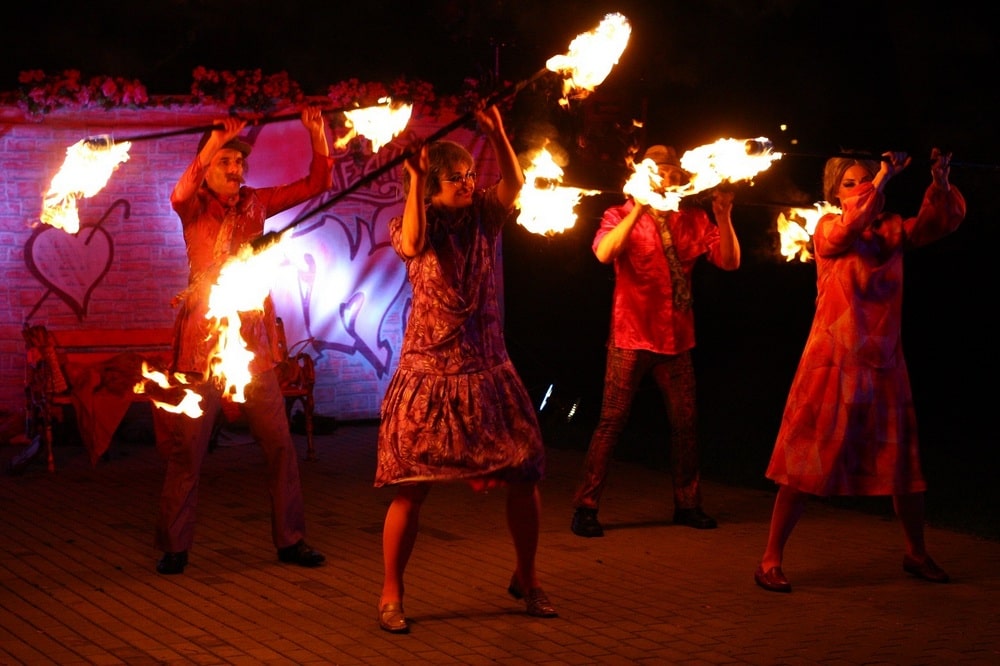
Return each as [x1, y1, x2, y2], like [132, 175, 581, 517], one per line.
[441, 171, 477, 185]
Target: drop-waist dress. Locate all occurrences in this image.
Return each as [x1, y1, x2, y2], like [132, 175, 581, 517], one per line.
[375, 188, 545, 486]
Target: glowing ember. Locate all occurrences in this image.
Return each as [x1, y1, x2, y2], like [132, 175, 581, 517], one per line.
[776, 202, 840, 262]
[40, 138, 131, 233]
[337, 98, 413, 152]
[517, 146, 600, 235]
[546, 13, 631, 105]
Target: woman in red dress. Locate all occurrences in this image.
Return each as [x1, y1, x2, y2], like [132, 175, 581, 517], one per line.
[754, 148, 966, 593]
[374, 105, 556, 632]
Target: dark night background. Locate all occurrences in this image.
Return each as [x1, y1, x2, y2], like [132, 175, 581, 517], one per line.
[3, 1, 997, 538]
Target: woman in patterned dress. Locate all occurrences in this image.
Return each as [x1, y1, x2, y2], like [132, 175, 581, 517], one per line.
[754, 148, 966, 593]
[375, 104, 557, 633]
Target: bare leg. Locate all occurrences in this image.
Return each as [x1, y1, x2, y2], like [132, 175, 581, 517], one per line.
[893, 492, 927, 560]
[507, 481, 541, 588]
[760, 484, 807, 571]
[380, 483, 430, 605]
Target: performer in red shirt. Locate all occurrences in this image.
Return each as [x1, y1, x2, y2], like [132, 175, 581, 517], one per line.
[155, 109, 332, 575]
[754, 148, 966, 593]
[570, 145, 740, 538]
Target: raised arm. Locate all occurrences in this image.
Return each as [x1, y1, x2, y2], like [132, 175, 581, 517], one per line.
[300, 107, 330, 157]
[398, 144, 429, 258]
[171, 117, 247, 205]
[475, 105, 524, 209]
[712, 189, 740, 270]
[595, 200, 646, 264]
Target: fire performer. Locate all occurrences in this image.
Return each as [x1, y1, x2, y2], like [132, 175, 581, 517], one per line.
[154, 109, 331, 575]
[374, 104, 556, 634]
[571, 144, 740, 538]
[754, 148, 966, 593]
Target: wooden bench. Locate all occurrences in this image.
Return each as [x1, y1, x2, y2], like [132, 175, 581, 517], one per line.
[20, 324, 175, 472]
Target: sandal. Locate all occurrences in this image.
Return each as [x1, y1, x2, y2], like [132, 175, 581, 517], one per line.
[507, 573, 558, 618]
[377, 600, 409, 633]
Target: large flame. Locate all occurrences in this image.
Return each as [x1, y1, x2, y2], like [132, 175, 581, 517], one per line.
[135, 233, 295, 415]
[40, 138, 131, 233]
[546, 13, 631, 106]
[623, 137, 782, 212]
[623, 158, 690, 212]
[337, 97, 413, 152]
[517, 146, 601, 235]
[680, 137, 782, 192]
[777, 202, 840, 262]
[204, 234, 291, 403]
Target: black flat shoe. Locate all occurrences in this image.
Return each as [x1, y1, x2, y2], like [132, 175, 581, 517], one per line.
[508, 573, 558, 618]
[277, 539, 325, 567]
[571, 507, 604, 538]
[156, 551, 188, 575]
[903, 554, 950, 583]
[673, 507, 718, 529]
[754, 565, 791, 593]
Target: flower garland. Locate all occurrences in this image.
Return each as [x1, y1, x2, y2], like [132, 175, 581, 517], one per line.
[4, 67, 481, 119]
[189, 66, 303, 116]
[11, 69, 150, 116]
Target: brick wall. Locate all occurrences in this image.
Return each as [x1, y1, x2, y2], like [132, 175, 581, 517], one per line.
[1, 101, 495, 424]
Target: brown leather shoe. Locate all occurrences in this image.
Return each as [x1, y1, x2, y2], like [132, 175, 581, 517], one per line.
[507, 573, 558, 617]
[903, 554, 950, 583]
[754, 565, 791, 593]
[377, 600, 409, 633]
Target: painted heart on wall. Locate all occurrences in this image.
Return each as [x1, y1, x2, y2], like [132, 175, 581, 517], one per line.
[24, 199, 128, 320]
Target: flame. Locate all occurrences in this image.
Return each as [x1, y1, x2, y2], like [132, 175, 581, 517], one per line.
[776, 202, 840, 262]
[517, 146, 601, 235]
[622, 137, 782, 212]
[40, 137, 131, 233]
[204, 231, 291, 402]
[139, 362, 203, 417]
[135, 226, 291, 416]
[680, 137, 782, 192]
[623, 158, 690, 212]
[337, 98, 413, 152]
[546, 13, 631, 106]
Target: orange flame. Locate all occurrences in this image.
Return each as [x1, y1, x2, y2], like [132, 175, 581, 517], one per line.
[336, 97, 413, 152]
[776, 202, 840, 262]
[623, 137, 782, 212]
[680, 137, 782, 192]
[139, 362, 204, 417]
[517, 146, 601, 235]
[40, 138, 131, 233]
[204, 230, 292, 402]
[546, 13, 631, 106]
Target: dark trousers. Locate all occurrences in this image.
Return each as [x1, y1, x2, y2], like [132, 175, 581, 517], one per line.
[573, 346, 702, 511]
[155, 368, 307, 553]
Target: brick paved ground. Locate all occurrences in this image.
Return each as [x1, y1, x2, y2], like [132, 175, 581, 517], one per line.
[2, 422, 998, 665]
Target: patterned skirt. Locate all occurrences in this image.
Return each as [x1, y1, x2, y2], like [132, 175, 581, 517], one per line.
[375, 359, 546, 487]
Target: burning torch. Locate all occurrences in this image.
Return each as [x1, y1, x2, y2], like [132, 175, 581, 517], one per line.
[40, 99, 411, 234]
